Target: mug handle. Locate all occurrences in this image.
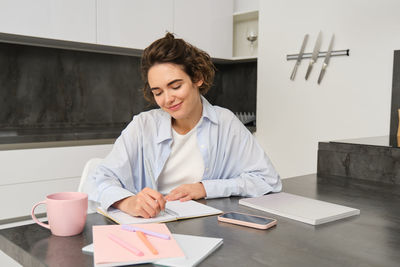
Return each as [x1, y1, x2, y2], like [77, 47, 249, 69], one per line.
[31, 201, 50, 230]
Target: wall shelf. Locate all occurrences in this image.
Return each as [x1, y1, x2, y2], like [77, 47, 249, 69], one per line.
[233, 10, 259, 57]
[233, 10, 259, 22]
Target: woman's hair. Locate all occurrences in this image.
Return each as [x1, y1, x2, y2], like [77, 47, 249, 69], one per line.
[141, 32, 215, 104]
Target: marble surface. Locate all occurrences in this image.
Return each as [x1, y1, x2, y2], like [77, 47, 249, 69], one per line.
[0, 125, 124, 144]
[330, 135, 392, 147]
[318, 137, 400, 185]
[0, 40, 257, 145]
[390, 50, 400, 138]
[1, 174, 399, 267]
[0, 125, 256, 146]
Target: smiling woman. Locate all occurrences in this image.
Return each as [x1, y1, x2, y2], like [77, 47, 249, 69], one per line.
[88, 33, 282, 219]
[148, 63, 203, 134]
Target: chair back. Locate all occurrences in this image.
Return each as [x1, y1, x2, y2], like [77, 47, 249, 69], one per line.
[78, 158, 103, 213]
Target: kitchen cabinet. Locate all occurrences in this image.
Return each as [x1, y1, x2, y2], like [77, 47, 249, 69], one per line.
[0, 144, 112, 220]
[0, 0, 96, 43]
[173, 0, 233, 59]
[96, 0, 173, 49]
[97, 0, 233, 58]
[0, 0, 233, 58]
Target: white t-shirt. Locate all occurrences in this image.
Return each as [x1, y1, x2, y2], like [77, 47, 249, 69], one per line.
[157, 126, 205, 194]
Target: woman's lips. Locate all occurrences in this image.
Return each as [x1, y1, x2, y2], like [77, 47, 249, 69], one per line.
[168, 102, 182, 111]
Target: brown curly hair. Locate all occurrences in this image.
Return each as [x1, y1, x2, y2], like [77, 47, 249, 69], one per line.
[141, 32, 215, 104]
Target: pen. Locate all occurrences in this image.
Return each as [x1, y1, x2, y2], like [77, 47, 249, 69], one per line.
[121, 225, 170, 240]
[108, 234, 144, 256]
[137, 231, 158, 255]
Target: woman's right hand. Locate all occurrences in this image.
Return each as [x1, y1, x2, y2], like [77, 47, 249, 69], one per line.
[113, 187, 166, 218]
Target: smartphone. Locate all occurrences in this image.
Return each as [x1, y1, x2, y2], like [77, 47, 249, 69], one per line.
[217, 212, 277, 229]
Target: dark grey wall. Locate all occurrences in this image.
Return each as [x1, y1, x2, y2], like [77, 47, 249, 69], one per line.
[0, 41, 256, 131]
[210, 62, 257, 114]
[389, 50, 400, 145]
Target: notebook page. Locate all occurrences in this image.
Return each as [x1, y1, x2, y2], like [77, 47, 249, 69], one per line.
[98, 207, 177, 224]
[165, 200, 222, 219]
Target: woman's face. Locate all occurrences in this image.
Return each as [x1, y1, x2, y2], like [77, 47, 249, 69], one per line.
[148, 63, 203, 123]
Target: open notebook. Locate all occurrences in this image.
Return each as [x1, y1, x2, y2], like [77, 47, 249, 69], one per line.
[239, 192, 360, 225]
[98, 200, 222, 224]
[83, 233, 223, 267]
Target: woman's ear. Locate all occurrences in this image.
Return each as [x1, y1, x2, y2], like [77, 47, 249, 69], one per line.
[195, 79, 204, 87]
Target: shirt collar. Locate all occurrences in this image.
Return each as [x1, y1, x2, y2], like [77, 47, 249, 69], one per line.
[201, 96, 218, 125]
[155, 95, 218, 144]
[156, 111, 172, 144]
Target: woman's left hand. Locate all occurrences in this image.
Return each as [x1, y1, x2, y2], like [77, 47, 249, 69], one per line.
[165, 182, 206, 202]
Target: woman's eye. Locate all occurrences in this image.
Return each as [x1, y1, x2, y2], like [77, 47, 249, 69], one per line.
[153, 90, 162, 96]
[172, 85, 181, 90]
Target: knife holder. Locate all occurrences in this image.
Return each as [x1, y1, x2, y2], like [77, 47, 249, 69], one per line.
[286, 49, 349, 61]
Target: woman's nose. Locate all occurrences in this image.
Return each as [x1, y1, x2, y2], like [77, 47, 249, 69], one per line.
[164, 90, 175, 103]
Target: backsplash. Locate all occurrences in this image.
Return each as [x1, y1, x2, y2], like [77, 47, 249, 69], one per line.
[0, 42, 147, 129]
[0, 40, 256, 140]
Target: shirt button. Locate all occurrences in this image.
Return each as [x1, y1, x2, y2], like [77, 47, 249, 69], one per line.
[200, 145, 205, 149]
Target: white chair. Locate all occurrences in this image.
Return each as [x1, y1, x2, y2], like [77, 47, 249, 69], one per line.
[78, 158, 103, 213]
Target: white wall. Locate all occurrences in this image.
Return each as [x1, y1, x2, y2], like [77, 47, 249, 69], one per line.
[234, 0, 258, 13]
[256, 0, 400, 178]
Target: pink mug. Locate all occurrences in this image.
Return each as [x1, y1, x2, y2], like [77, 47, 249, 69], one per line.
[31, 192, 88, 236]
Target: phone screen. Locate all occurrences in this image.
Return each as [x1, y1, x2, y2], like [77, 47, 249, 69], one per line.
[220, 212, 275, 225]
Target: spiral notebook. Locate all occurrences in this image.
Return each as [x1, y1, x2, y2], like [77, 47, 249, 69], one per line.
[97, 200, 222, 224]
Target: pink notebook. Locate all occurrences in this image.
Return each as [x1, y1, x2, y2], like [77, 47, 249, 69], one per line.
[93, 224, 185, 267]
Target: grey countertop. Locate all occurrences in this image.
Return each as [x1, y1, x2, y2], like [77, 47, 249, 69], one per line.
[1, 174, 399, 267]
[0, 126, 124, 145]
[0, 126, 256, 149]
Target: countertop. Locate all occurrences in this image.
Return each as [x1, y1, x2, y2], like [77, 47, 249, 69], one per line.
[0, 125, 256, 149]
[1, 174, 399, 266]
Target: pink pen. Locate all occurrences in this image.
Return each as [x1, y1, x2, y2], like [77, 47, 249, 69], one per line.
[108, 234, 144, 256]
[121, 225, 170, 240]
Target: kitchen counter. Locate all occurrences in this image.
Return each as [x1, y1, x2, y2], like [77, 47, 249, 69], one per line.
[1, 174, 399, 267]
[0, 125, 256, 149]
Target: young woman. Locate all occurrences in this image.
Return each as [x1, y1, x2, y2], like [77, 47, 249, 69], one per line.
[89, 33, 281, 218]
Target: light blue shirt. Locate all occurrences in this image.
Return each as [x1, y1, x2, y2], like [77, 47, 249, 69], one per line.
[89, 96, 282, 210]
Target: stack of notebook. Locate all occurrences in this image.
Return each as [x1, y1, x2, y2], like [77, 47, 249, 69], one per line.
[85, 224, 223, 267]
[87, 200, 224, 266]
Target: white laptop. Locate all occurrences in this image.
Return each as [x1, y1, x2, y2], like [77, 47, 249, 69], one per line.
[239, 192, 360, 225]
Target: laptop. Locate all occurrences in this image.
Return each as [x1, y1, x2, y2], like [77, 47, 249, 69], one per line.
[239, 192, 360, 225]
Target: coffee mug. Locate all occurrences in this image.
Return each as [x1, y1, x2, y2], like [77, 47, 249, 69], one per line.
[31, 192, 88, 236]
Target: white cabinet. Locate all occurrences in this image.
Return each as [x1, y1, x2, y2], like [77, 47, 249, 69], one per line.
[96, 0, 233, 58]
[96, 0, 173, 49]
[173, 0, 233, 59]
[0, 0, 96, 43]
[0, 144, 112, 220]
[0, 0, 233, 58]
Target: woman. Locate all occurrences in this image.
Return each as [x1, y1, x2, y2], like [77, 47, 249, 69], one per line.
[89, 33, 281, 218]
